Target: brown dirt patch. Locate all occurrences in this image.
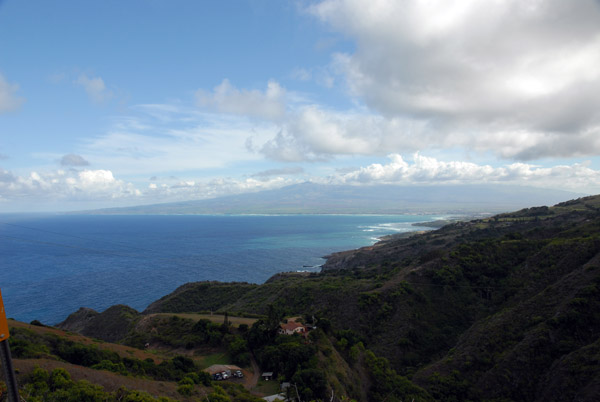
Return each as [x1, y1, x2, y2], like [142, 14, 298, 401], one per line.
[150, 313, 258, 327]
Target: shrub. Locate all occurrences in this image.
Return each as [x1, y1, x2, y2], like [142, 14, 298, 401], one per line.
[176, 384, 193, 396]
[49, 368, 72, 391]
[177, 376, 194, 386]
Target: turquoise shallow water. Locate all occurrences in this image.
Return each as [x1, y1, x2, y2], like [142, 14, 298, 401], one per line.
[0, 214, 436, 324]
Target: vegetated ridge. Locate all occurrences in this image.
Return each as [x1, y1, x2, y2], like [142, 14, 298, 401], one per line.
[9, 195, 600, 401]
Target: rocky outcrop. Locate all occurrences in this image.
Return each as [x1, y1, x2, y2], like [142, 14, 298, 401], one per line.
[56, 307, 99, 333]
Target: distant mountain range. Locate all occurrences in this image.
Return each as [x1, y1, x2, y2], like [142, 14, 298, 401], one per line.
[84, 183, 584, 215]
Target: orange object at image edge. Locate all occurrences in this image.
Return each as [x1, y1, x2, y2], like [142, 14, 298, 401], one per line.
[0, 288, 9, 341]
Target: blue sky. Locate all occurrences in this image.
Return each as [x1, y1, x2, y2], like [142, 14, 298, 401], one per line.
[2, 0, 600, 212]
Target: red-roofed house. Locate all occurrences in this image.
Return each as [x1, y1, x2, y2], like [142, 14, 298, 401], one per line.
[278, 321, 307, 335]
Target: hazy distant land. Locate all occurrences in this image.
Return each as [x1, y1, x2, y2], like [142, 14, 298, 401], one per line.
[80, 183, 583, 215]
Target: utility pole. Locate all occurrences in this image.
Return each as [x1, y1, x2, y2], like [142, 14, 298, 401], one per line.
[0, 288, 20, 402]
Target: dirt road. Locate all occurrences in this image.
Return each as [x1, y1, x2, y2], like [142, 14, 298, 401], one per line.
[244, 353, 261, 390]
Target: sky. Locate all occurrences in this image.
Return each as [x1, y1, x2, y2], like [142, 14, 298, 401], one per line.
[2, 0, 600, 212]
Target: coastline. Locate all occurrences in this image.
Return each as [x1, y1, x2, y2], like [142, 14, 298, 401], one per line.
[3, 213, 436, 324]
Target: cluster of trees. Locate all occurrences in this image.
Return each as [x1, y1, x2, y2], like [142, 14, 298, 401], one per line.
[127, 314, 253, 366]
[363, 348, 431, 402]
[124, 314, 253, 367]
[125, 315, 229, 349]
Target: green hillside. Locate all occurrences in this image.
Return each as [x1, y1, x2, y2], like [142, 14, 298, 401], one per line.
[6, 195, 600, 401]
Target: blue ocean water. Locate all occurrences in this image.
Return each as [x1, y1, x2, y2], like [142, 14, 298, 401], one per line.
[0, 214, 436, 324]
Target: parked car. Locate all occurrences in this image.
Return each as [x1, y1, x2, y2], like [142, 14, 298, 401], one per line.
[234, 370, 244, 378]
[213, 373, 223, 381]
[221, 371, 229, 379]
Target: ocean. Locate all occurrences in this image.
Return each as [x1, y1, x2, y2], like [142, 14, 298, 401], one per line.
[0, 214, 437, 324]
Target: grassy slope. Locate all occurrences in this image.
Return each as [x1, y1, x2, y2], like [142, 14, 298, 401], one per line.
[9, 320, 164, 362]
[14, 359, 184, 401]
[7, 321, 190, 400]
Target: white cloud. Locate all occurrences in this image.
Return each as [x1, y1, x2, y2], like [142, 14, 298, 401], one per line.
[0, 73, 25, 112]
[144, 176, 293, 201]
[0, 165, 294, 211]
[260, 106, 429, 161]
[0, 168, 139, 203]
[309, 0, 600, 160]
[334, 153, 600, 192]
[75, 74, 113, 104]
[196, 79, 286, 121]
[2, 151, 598, 212]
